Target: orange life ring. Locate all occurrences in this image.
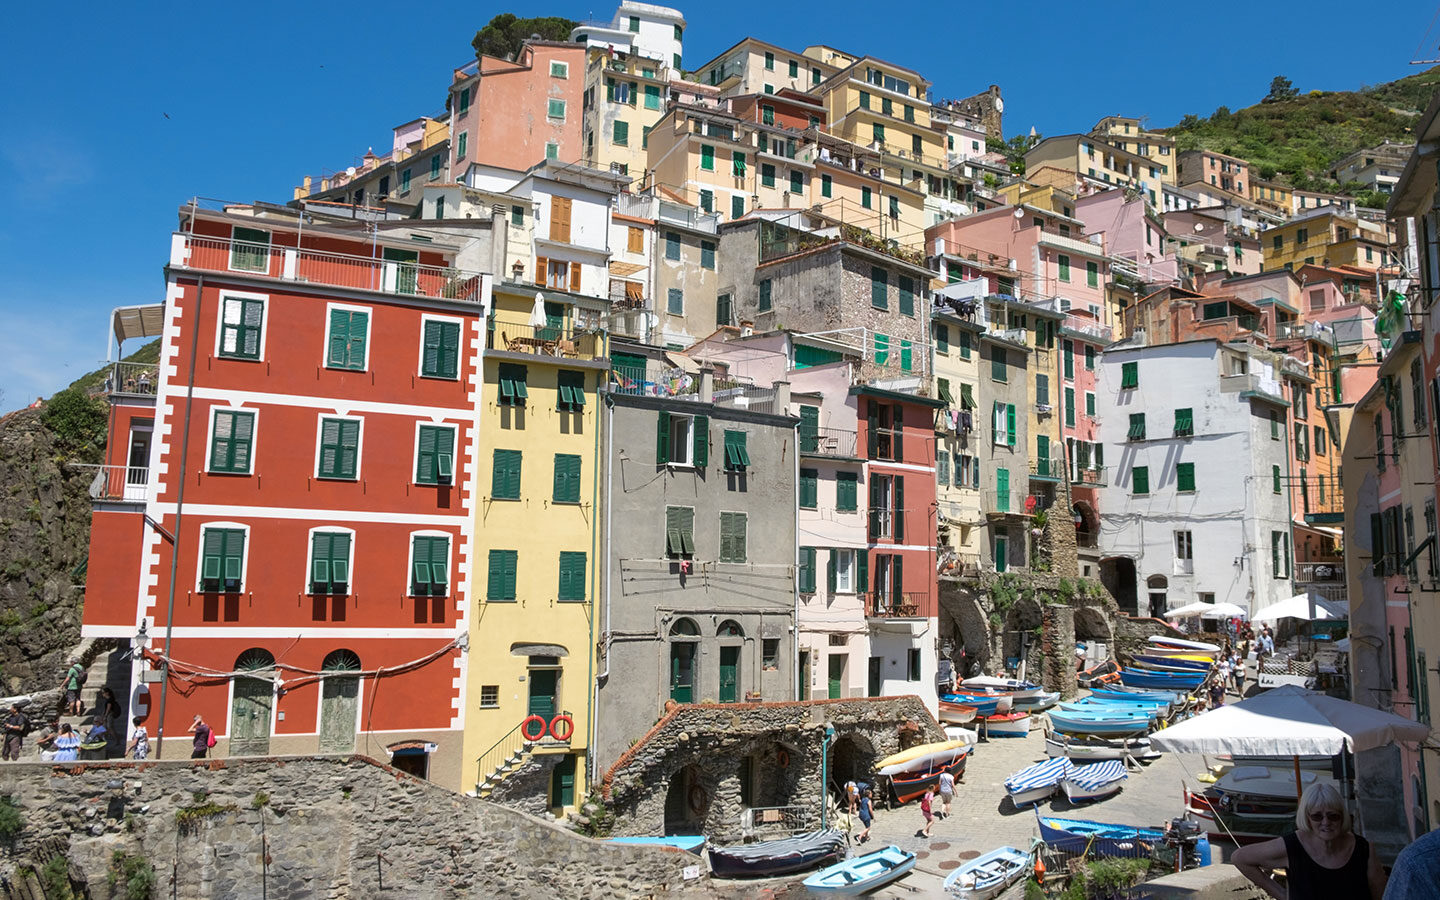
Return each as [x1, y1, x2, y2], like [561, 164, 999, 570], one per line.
[776, 748, 790, 768]
[688, 784, 707, 814]
[520, 715, 548, 741]
[548, 714, 575, 742]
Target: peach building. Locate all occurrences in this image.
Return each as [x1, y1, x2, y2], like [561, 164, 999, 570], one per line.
[449, 41, 586, 176]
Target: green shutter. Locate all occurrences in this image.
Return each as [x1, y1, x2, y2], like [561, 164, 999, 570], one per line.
[1175, 408, 1193, 437]
[1063, 341, 1074, 379]
[701, 144, 715, 170]
[899, 276, 914, 316]
[666, 506, 696, 558]
[202, 529, 224, 582]
[1128, 413, 1146, 440]
[1177, 462, 1195, 492]
[900, 340, 913, 372]
[1006, 404, 1016, 446]
[1133, 466, 1149, 495]
[318, 417, 360, 479]
[498, 364, 528, 403]
[959, 330, 971, 359]
[1121, 361, 1138, 389]
[871, 267, 888, 309]
[558, 370, 586, 410]
[799, 547, 816, 593]
[1274, 465, 1282, 494]
[826, 550, 837, 594]
[800, 468, 818, 509]
[693, 415, 709, 467]
[1087, 261, 1099, 287]
[486, 549, 516, 601]
[996, 468, 1010, 512]
[656, 410, 671, 464]
[837, 472, 858, 511]
[719, 512, 747, 563]
[553, 453, 581, 503]
[665, 231, 680, 260]
[701, 240, 715, 270]
[1037, 435, 1050, 476]
[558, 551, 586, 601]
[991, 349, 1006, 382]
[492, 449, 522, 500]
[935, 323, 948, 353]
[724, 430, 749, 470]
[1064, 388, 1075, 427]
[857, 551, 868, 597]
[416, 426, 453, 484]
[422, 320, 460, 378]
[799, 406, 819, 451]
[211, 409, 256, 474]
[613, 120, 629, 145]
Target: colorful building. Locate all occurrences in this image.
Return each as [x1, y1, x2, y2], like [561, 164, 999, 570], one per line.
[449, 41, 586, 174]
[1177, 149, 1250, 199]
[1261, 209, 1396, 273]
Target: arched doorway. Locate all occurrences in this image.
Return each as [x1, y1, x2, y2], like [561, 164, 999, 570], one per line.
[230, 649, 275, 756]
[1146, 575, 1169, 618]
[668, 618, 699, 703]
[1003, 597, 1045, 676]
[828, 733, 877, 798]
[1072, 502, 1098, 550]
[716, 620, 744, 703]
[319, 649, 361, 752]
[664, 764, 707, 835]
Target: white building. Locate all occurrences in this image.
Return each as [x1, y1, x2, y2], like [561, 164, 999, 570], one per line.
[1096, 338, 1293, 618]
[570, 2, 686, 70]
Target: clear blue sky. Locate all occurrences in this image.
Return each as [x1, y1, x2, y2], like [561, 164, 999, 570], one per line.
[0, 1, 1432, 413]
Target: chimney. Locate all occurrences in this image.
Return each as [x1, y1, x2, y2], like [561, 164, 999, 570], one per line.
[740, 319, 754, 337]
[773, 380, 791, 410]
[700, 367, 715, 403]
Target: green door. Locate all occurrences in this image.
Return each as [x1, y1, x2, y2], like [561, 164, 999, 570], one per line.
[828, 655, 844, 699]
[528, 669, 558, 719]
[995, 533, 1009, 574]
[230, 650, 274, 756]
[997, 468, 1010, 513]
[383, 247, 419, 295]
[868, 657, 882, 697]
[319, 651, 360, 753]
[540, 301, 565, 342]
[551, 753, 577, 808]
[719, 646, 739, 703]
[670, 644, 695, 703]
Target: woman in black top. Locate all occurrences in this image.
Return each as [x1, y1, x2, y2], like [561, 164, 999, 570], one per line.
[1233, 781, 1385, 899]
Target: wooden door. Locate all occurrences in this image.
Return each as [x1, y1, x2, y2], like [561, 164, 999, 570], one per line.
[670, 644, 694, 703]
[868, 656, 882, 697]
[718, 646, 739, 703]
[383, 247, 419, 294]
[528, 669, 558, 719]
[319, 651, 360, 753]
[828, 655, 844, 699]
[995, 533, 1009, 574]
[230, 650, 274, 756]
[551, 753, 577, 808]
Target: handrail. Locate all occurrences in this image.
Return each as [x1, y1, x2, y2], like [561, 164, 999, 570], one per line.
[75, 464, 149, 502]
[474, 718, 530, 791]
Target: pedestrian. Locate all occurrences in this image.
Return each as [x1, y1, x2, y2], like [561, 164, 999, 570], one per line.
[62, 657, 85, 716]
[35, 723, 59, 762]
[126, 716, 149, 760]
[938, 767, 956, 818]
[916, 786, 936, 838]
[2, 704, 28, 761]
[1232, 650, 1246, 696]
[844, 779, 860, 816]
[856, 789, 873, 844]
[1208, 677, 1226, 708]
[1382, 825, 1440, 899]
[1233, 782, 1384, 899]
[187, 714, 212, 759]
[96, 687, 122, 724]
[51, 724, 80, 762]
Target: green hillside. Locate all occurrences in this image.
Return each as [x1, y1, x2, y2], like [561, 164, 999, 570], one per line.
[1162, 66, 1439, 201]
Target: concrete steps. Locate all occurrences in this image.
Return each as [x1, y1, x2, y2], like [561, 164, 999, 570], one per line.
[476, 740, 537, 797]
[16, 647, 132, 761]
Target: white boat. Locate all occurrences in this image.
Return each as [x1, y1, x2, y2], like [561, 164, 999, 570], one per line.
[876, 743, 971, 777]
[1060, 759, 1128, 802]
[942, 846, 1030, 898]
[1211, 765, 1336, 799]
[1004, 756, 1074, 807]
[1012, 691, 1061, 712]
[1147, 635, 1221, 654]
[961, 676, 1044, 700]
[943, 725, 980, 745]
[983, 711, 1031, 737]
[938, 700, 979, 724]
[1044, 735, 1160, 762]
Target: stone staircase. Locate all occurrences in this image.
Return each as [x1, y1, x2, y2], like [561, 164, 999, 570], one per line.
[475, 738, 537, 798]
[15, 642, 132, 761]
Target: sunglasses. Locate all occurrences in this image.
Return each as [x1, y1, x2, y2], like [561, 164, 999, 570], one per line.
[1308, 812, 1343, 823]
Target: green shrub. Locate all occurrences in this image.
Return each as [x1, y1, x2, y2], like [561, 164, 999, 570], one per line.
[40, 856, 74, 900]
[109, 850, 156, 900]
[41, 388, 107, 458]
[0, 794, 22, 841]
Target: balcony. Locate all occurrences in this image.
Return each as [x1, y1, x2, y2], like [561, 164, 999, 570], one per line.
[800, 427, 860, 459]
[713, 378, 779, 414]
[1073, 466, 1109, 487]
[1297, 562, 1344, 583]
[1036, 230, 1107, 259]
[487, 319, 603, 361]
[1221, 372, 1286, 406]
[177, 234, 486, 303]
[1276, 320, 1337, 347]
[1061, 313, 1113, 344]
[865, 591, 928, 619]
[79, 464, 148, 503]
[1295, 476, 1345, 524]
[1029, 456, 1065, 481]
[983, 490, 1041, 516]
[607, 359, 701, 399]
[107, 361, 159, 397]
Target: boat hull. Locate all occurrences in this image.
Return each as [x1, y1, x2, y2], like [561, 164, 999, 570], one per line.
[983, 712, 1031, 737]
[1133, 654, 1213, 672]
[1060, 760, 1127, 802]
[1147, 636, 1221, 653]
[1048, 712, 1152, 736]
[1045, 735, 1159, 762]
[1037, 816, 1212, 867]
[874, 739, 970, 773]
[1119, 668, 1207, 691]
[941, 846, 1030, 899]
[801, 845, 917, 895]
[938, 701, 979, 725]
[1012, 691, 1061, 712]
[890, 752, 969, 804]
[707, 830, 847, 879]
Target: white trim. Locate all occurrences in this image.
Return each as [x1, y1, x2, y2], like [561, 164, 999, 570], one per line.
[322, 302, 373, 372]
[165, 384, 472, 421]
[406, 529, 454, 600]
[668, 412, 696, 467]
[312, 414, 365, 481]
[417, 313, 465, 381]
[203, 404, 259, 475]
[149, 502, 468, 527]
[866, 460, 936, 475]
[549, 60, 569, 79]
[303, 525, 357, 597]
[214, 289, 270, 362]
[84, 624, 464, 640]
[412, 421, 458, 486]
[227, 224, 272, 274]
[864, 543, 936, 553]
[195, 520, 253, 594]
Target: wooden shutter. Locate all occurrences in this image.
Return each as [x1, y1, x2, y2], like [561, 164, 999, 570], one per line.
[211, 410, 231, 471]
[656, 410, 671, 464]
[312, 532, 332, 588]
[692, 415, 709, 467]
[535, 256, 550, 286]
[222, 529, 245, 582]
[894, 476, 905, 543]
[202, 529, 224, 582]
[866, 404, 879, 458]
[799, 547, 815, 592]
[231, 412, 254, 471]
[241, 299, 263, 358]
[868, 476, 882, 541]
[628, 227, 643, 253]
[328, 309, 350, 367]
[826, 551, 837, 593]
[1371, 513, 1385, 576]
[550, 197, 572, 242]
[330, 532, 351, 586]
[799, 406, 818, 452]
[346, 311, 368, 368]
[422, 321, 442, 375]
[319, 418, 341, 476]
[800, 469, 817, 508]
[893, 405, 904, 462]
[417, 426, 438, 482]
[892, 555, 904, 606]
[439, 322, 459, 378]
[857, 551, 868, 599]
[569, 262, 582, 292]
[486, 550, 502, 599]
[1006, 404, 1017, 446]
[338, 420, 359, 478]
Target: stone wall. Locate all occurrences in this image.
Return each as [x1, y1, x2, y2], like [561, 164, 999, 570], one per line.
[1112, 613, 1187, 660]
[0, 756, 705, 899]
[602, 697, 943, 842]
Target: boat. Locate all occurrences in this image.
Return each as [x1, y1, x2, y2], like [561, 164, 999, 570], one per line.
[875, 739, 970, 776]
[1118, 668, 1207, 691]
[982, 711, 1031, 737]
[938, 700, 979, 725]
[941, 845, 1030, 898]
[1060, 698, 1168, 716]
[1060, 758, 1128, 802]
[890, 750, 969, 803]
[1090, 686, 1186, 705]
[943, 725, 980, 745]
[1005, 756, 1074, 807]
[1077, 659, 1121, 687]
[1045, 734, 1160, 762]
[606, 835, 706, 854]
[1184, 766, 1338, 841]
[801, 845, 917, 895]
[1147, 635, 1222, 653]
[707, 830, 847, 879]
[961, 676, 1044, 699]
[1012, 691, 1061, 712]
[1036, 815, 1212, 866]
[1132, 654, 1213, 672]
[941, 691, 1014, 715]
[1047, 710, 1152, 736]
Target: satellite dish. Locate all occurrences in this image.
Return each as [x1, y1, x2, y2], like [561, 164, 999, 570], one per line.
[1014, 207, 1025, 219]
[346, 166, 357, 177]
[1194, 222, 1205, 233]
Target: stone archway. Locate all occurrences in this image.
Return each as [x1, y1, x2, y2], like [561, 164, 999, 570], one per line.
[1072, 501, 1098, 550]
[1003, 596, 1045, 675]
[663, 764, 707, 835]
[828, 732, 877, 795]
[1073, 605, 1112, 647]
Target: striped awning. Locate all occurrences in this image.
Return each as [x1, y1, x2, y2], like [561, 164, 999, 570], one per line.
[112, 304, 165, 346]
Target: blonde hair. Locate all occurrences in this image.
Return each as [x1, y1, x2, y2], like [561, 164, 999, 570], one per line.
[1296, 781, 1349, 833]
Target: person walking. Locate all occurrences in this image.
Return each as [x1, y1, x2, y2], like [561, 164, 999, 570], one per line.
[2, 704, 28, 761]
[916, 786, 936, 838]
[1233, 782, 1384, 899]
[1232, 649, 1246, 696]
[855, 789, 874, 845]
[187, 715, 212, 759]
[51, 724, 80, 762]
[62, 658, 85, 716]
[937, 767, 956, 819]
[126, 717, 149, 760]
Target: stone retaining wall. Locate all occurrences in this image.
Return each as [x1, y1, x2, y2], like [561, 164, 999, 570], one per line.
[0, 756, 704, 899]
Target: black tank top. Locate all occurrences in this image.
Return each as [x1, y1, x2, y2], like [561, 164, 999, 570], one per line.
[1283, 831, 1370, 899]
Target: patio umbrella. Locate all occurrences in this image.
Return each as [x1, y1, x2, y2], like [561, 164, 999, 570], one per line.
[1164, 601, 1247, 620]
[1250, 592, 1347, 624]
[528, 292, 548, 327]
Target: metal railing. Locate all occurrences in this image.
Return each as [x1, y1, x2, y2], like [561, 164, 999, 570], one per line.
[800, 427, 858, 458]
[866, 591, 928, 618]
[473, 710, 573, 792]
[1297, 562, 1344, 583]
[608, 362, 700, 398]
[79, 464, 149, 502]
[715, 383, 777, 414]
[741, 804, 818, 840]
[1072, 466, 1109, 487]
[1062, 313, 1113, 343]
[1029, 456, 1065, 480]
[487, 319, 602, 361]
[179, 234, 486, 303]
[107, 361, 159, 396]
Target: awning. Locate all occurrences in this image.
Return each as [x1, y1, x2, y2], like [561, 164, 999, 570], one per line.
[609, 261, 647, 277]
[112, 304, 165, 348]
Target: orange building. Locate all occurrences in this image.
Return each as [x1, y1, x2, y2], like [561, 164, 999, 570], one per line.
[449, 41, 585, 175]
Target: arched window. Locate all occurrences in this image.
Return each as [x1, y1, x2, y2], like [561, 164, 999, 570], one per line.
[717, 620, 744, 638]
[319, 650, 361, 753]
[322, 649, 362, 672]
[669, 618, 700, 637]
[235, 648, 275, 672]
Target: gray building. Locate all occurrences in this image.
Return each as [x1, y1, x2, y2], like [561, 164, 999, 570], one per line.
[594, 356, 799, 769]
[977, 332, 1032, 572]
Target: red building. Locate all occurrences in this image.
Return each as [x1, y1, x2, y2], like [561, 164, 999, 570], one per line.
[82, 203, 487, 788]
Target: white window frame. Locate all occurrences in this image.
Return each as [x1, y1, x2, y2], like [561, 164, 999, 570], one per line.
[227, 225, 272, 274]
[415, 313, 465, 380]
[195, 521, 252, 593]
[1175, 530, 1194, 574]
[547, 99, 567, 121]
[549, 61, 569, 79]
[405, 529, 455, 598]
[833, 549, 855, 594]
[312, 414, 365, 481]
[322, 302, 373, 372]
[411, 420, 458, 486]
[204, 404, 259, 475]
[214, 289, 270, 362]
[303, 525, 357, 595]
[668, 414, 696, 468]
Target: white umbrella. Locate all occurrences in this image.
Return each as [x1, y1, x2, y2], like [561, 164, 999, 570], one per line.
[1164, 601, 1247, 620]
[1251, 592, 1347, 624]
[528, 292, 548, 327]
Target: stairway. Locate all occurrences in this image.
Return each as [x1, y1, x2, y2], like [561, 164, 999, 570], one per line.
[18, 646, 132, 761]
[475, 739, 537, 798]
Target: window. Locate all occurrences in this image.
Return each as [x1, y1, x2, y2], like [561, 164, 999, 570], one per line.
[230, 226, 270, 273]
[421, 319, 460, 379]
[1084, 345, 1096, 370]
[797, 546, 816, 593]
[1271, 531, 1290, 579]
[836, 471, 858, 511]
[485, 549, 517, 601]
[1314, 424, 1327, 457]
[1174, 407, 1193, 437]
[552, 453, 581, 504]
[612, 120, 629, 145]
[199, 526, 246, 592]
[1120, 361, 1138, 389]
[416, 425, 456, 485]
[869, 267, 888, 309]
[547, 99, 566, 120]
[1175, 530, 1193, 561]
[405, 534, 450, 598]
[1036, 373, 1050, 406]
[716, 293, 732, 326]
[456, 132, 467, 160]
[861, 186, 872, 209]
[898, 276, 914, 317]
[760, 162, 775, 188]
[400, 168, 411, 194]
[545, 142, 559, 160]
[494, 364, 530, 408]
[1064, 387, 1076, 426]
[991, 347, 1007, 383]
[789, 169, 802, 193]
[1133, 466, 1149, 495]
[1063, 341, 1074, 379]
[512, 205, 527, 228]
[667, 288, 684, 315]
[556, 369, 586, 412]
[326, 307, 369, 370]
[317, 417, 360, 480]
[821, 174, 832, 198]
[665, 506, 696, 558]
[908, 649, 922, 682]
[1085, 392, 1095, 417]
[1127, 413, 1146, 441]
[959, 330, 971, 359]
[697, 239, 715, 271]
[656, 411, 706, 467]
[937, 452, 950, 486]
[208, 408, 255, 474]
[219, 294, 265, 360]
[719, 512, 747, 562]
[491, 449, 522, 500]
[550, 61, 568, 78]
[457, 87, 471, 116]
[1177, 462, 1195, 492]
[557, 551, 586, 602]
[479, 685, 500, 708]
[764, 51, 775, 70]
[1058, 254, 1071, 282]
[934, 323, 949, 355]
[868, 474, 902, 540]
[758, 279, 772, 311]
[991, 401, 1016, 447]
[800, 468, 818, 509]
[1271, 410, 1282, 441]
[1413, 359, 1428, 429]
[1087, 261, 1099, 288]
[723, 429, 750, 471]
[430, 155, 441, 180]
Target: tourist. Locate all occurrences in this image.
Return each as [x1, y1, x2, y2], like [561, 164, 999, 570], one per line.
[1232, 649, 1246, 696]
[1208, 676, 1226, 708]
[51, 724, 80, 762]
[2, 704, 28, 761]
[937, 767, 956, 819]
[188, 714, 212, 759]
[62, 657, 84, 716]
[1262, 627, 1275, 657]
[844, 779, 860, 816]
[855, 789, 873, 845]
[916, 786, 936, 838]
[126, 717, 149, 760]
[96, 687, 122, 725]
[1233, 782, 1384, 899]
[1383, 826, 1440, 898]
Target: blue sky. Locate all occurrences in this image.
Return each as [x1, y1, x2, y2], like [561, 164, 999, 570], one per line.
[0, 1, 1432, 413]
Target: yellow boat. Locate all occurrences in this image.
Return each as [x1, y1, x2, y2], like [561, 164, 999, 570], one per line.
[874, 739, 970, 773]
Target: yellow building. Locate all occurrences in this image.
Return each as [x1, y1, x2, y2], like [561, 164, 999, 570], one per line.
[579, 47, 674, 181]
[465, 282, 608, 811]
[644, 102, 755, 221]
[693, 37, 840, 97]
[1261, 210, 1395, 273]
[932, 309, 985, 571]
[1250, 178, 1292, 215]
[1025, 134, 1165, 209]
[1091, 116, 1176, 186]
[996, 181, 1077, 217]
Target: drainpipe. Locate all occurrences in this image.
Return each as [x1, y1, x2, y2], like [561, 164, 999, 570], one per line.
[819, 723, 835, 830]
[154, 273, 204, 758]
[584, 330, 607, 790]
[592, 388, 615, 787]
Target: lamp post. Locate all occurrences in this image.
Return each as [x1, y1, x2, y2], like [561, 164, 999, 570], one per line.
[819, 723, 836, 830]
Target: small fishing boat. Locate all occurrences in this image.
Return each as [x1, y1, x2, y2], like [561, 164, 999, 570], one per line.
[607, 835, 705, 854]
[875, 739, 970, 776]
[707, 830, 847, 879]
[961, 676, 1044, 699]
[1059, 698, 1167, 717]
[1012, 691, 1061, 712]
[802, 845, 916, 895]
[938, 700, 979, 724]
[942, 845, 1030, 898]
[941, 691, 1014, 715]
[1090, 686, 1185, 706]
[890, 750, 969, 803]
[1044, 734, 1160, 762]
[1147, 635, 1221, 654]
[1077, 659, 1121, 687]
[1060, 758, 1128, 802]
[1047, 709, 1152, 736]
[1132, 653, 1213, 672]
[1185, 765, 1337, 842]
[1036, 815, 1212, 866]
[1004, 756, 1074, 807]
[943, 725, 980, 745]
[1118, 668, 1207, 691]
[982, 710, 1031, 737]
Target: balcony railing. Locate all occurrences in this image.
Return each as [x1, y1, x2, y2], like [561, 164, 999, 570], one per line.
[714, 382, 778, 414]
[1072, 466, 1109, 487]
[608, 361, 701, 399]
[487, 320, 602, 361]
[178, 234, 486, 303]
[107, 361, 159, 396]
[866, 591, 928, 618]
[1029, 456, 1065, 480]
[799, 427, 859, 458]
[1061, 314, 1113, 344]
[1297, 562, 1344, 583]
[983, 489, 1042, 516]
[79, 464, 148, 502]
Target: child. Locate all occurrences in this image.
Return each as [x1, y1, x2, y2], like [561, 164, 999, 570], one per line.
[856, 789, 873, 844]
[916, 786, 936, 838]
[127, 716, 149, 760]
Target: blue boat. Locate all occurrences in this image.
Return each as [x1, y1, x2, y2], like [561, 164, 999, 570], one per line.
[1061, 699, 1167, 717]
[607, 835, 706, 854]
[1036, 814, 1212, 867]
[1118, 668, 1206, 691]
[1048, 710, 1152, 736]
[1091, 687, 1186, 705]
[941, 845, 1030, 898]
[940, 692, 1003, 716]
[801, 845, 917, 895]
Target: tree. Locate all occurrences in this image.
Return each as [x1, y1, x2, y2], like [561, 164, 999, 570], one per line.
[1264, 76, 1299, 103]
[472, 13, 577, 61]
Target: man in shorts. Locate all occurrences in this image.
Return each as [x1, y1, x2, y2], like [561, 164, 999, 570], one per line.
[937, 768, 956, 819]
[62, 658, 84, 716]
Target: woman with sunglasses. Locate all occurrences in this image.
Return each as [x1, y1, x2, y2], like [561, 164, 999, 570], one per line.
[1233, 782, 1385, 899]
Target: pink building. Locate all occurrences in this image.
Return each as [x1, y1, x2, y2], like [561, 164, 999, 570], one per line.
[1057, 308, 1110, 574]
[1074, 190, 1179, 286]
[449, 41, 585, 176]
[1179, 149, 1250, 197]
